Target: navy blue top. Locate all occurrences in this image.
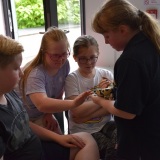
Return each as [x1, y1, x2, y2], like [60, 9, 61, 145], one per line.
[114, 32, 160, 159]
[0, 91, 42, 160]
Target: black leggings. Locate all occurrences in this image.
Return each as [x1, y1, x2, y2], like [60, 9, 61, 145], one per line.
[41, 140, 70, 160]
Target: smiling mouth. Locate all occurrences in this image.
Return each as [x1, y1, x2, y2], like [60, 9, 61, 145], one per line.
[54, 63, 62, 65]
[86, 67, 93, 70]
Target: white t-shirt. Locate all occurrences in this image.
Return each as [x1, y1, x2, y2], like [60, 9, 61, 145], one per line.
[65, 67, 113, 133]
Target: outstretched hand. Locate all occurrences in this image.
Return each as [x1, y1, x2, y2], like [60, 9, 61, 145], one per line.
[73, 90, 92, 107]
[58, 134, 86, 148]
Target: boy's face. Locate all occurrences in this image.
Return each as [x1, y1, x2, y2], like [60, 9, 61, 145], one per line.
[0, 53, 23, 93]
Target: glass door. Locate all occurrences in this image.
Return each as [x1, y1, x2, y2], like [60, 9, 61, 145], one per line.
[57, 0, 81, 72]
[7, 0, 83, 134]
[9, 0, 83, 68]
[43, 0, 83, 72]
[57, 0, 81, 45]
[13, 0, 45, 67]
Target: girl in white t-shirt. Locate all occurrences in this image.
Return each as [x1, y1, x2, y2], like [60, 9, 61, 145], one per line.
[65, 35, 117, 159]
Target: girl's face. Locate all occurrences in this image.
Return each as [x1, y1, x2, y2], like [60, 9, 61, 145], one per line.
[74, 46, 99, 74]
[0, 53, 23, 93]
[103, 25, 130, 51]
[45, 40, 69, 70]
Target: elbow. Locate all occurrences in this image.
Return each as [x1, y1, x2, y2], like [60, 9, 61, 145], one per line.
[37, 105, 46, 112]
[114, 108, 136, 120]
[37, 106, 44, 112]
[35, 102, 46, 112]
[70, 110, 79, 118]
[125, 114, 136, 120]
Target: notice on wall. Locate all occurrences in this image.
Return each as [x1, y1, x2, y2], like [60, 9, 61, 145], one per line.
[144, 0, 160, 5]
[146, 9, 158, 18]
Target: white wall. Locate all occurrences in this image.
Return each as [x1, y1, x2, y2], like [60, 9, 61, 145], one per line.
[0, 0, 6, 35]
[84, 0, 160, 69]
[85, 0, 116, 69]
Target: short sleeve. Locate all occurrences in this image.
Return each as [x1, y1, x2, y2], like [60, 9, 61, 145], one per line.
[26, 68, 46, 95]
[99, 68, 114, 81]
[65, 73, 79, 98]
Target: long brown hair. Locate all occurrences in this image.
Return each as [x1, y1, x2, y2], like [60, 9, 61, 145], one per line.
[20, 27, 70, 102]
[92, 0, 160, 52]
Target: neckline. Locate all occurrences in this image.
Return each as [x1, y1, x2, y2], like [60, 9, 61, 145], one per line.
[77, 68, 96, 79]
[0, 95, 7, 105]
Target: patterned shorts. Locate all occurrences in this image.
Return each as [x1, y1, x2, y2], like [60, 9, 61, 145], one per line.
[92, 120, 117, 159]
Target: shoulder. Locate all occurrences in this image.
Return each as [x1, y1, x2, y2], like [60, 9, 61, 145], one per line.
[124, 32, 158, 59]
[96, 67, 112, 74]
[5, 91, 23, 108]
[60, 60, 70, 74]
[28, 65, 46, 78]
[65, 59, 70, 66]
[62, 59, 70, 68]
[96, 67, 113, 80]
[6, 90, 20, 100]
[66, 70, 78, 81]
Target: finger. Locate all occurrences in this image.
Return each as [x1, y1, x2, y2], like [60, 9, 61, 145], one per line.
[45, 121, 55, 130]
[50, 123, 55, 131]
[64, 143, 77, 148]
[45, 122, 51, 130]
[99, 81, 111, 88]
[85, 90, 92, 95]
[102, 77, 109, 80]
[79, 91, 92, 100]
[44, 120, 49, 128]
[70, 135, 85, 148]
[101, 79, 110, 84]
[89, 93, 97, 97]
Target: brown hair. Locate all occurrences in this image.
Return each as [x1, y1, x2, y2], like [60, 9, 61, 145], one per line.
[0, 34, 24, 68]
[92, 0, 160, 52]
[73, 35, 99, 57]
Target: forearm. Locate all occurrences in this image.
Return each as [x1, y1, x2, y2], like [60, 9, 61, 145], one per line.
[29, 121, 61, 143]
[95, 97, 136, 119]
[88, 108, 110, 118]
[72, 107, 110, 123]
[30, 91, 89, 113]
[71, 101, 101, 117]
[37, 97, 75, 113]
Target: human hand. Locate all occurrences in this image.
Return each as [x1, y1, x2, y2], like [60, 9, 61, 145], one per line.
[43, 113, 62, 134]
[98, 77, 112, 88]
[57, 134, 86, 148]
[73, 90, 92, 107]
[89, 94, 102, 105]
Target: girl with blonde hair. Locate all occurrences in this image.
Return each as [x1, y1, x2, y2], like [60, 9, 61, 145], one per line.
[19, 26, 85, 134]
[65, 35, 117, 159]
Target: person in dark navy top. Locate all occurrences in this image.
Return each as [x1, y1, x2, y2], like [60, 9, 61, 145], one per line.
[0, 34, 99, 160]
[90, 0, 160, 159]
